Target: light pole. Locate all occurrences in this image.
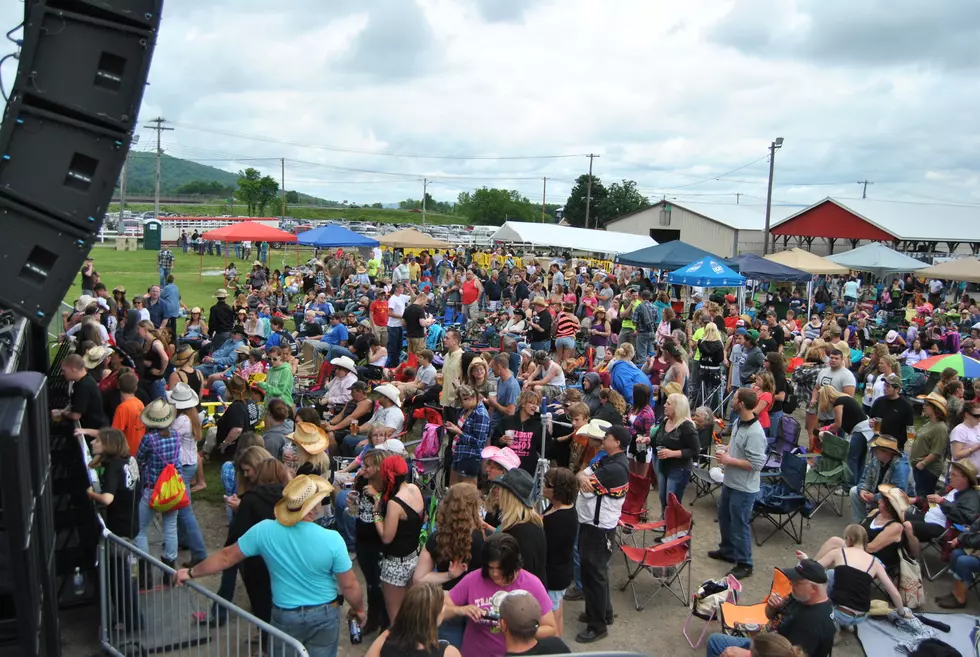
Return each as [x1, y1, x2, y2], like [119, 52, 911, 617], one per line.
[762, 137, 784, 255]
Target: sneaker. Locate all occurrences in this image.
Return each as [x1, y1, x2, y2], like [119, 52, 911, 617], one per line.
[575, 628, 608, 644]
[707, 550, 736, 563]
[564, 585, 584, 601]
[728, 563, 754, 579]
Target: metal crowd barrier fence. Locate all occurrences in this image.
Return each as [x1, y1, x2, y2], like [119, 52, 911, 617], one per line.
[99, 526, 310, 657]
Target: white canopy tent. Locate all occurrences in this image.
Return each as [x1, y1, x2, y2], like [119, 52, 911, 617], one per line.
[826, 242, 928, 276]
[491, 221, 656, 255]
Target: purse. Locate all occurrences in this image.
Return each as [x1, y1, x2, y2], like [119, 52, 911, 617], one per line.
[898, 546, 925, 609]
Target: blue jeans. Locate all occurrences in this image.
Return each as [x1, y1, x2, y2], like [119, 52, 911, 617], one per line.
[657, 465, 692, 512]
[572, 529, 582, 589]
[529, 340, 550, 353]
[342, 433, 366, 457]
[147, 378, 167, 401]
[159, 267, 169, 287]
[950, 549, 980, 582]
[271, 602, 341, 657]
[135, 490, 178, 561]
[635, 331, 655, 362]
[325, 345, 355, 362]
[438, 616, 466, 648]
[768, 410, 784, 441]
[177, 465, 208, 561]
[386, 326, 403, 367]
[717, 486, 756, 567]
[706, 634, 751, 657]
[211, 380, 227, 401]
[846, 432, 868, 487]
[334, 489, 356, 551]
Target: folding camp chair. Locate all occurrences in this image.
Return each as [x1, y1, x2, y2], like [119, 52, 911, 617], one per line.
[683, 574, 742, 649]
[720, 568, 792, 637]
[920, 521, 964, 581]
[803, 432, 851, 517]
[751, 452, 813, 546]
[618, 493, 693, 610]
[690, 445, 723, 506]
[763, 415, 802, 470]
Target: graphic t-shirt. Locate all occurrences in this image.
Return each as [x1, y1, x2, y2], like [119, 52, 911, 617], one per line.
[448, 569, 551, 657]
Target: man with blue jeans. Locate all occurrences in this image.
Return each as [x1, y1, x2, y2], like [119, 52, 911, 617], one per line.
[706, 559, 837, 657]
[709, 387, 766, 580]
[175, 475, 366, 657]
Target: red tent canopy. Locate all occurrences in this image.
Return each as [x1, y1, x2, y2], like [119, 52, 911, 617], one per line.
[201, 221, 297, 242]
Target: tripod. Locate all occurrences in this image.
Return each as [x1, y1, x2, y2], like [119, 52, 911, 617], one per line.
[697, 366, 726, 415]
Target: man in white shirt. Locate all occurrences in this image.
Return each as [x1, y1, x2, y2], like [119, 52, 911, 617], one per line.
[386, 282, 410, 367]
[928, 278, 945, 306]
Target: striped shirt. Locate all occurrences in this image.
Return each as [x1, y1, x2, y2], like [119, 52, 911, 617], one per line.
[555, 312, 579, 338]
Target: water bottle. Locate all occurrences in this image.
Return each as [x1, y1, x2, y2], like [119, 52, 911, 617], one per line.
[72, 567, 85, 597]
[348, 617, 362, 645]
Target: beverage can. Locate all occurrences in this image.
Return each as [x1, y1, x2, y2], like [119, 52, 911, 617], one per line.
[349, 618, 362, 645]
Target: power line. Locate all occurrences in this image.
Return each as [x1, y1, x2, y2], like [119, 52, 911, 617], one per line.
[656, 154, 770, 189]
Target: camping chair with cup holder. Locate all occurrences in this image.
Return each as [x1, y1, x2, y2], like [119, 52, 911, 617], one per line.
[751, 451, 814, 546]
[690, 444, 724, 507]
[616, 459, 656, 546]
[683, 574, 742, 649]
[618, 493, 693, 610]
[719, 568, 792, 638]
[919, 521, 965, 582]
[763, 415, 803, 471]
[803, 431, 851, 517]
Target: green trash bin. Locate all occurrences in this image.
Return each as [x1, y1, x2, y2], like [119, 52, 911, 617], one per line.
[143, 219, 161, 250]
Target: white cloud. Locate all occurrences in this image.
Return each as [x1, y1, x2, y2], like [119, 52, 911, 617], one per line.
[0, 0, 977, 213]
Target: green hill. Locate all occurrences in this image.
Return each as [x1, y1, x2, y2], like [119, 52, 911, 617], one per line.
[122, 152, 241, 195]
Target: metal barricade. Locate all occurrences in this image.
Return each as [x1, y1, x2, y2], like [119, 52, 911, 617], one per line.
[99, 528, 310, 657]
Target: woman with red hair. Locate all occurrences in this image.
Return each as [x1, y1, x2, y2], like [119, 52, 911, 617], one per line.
[372, 454, 425, 622]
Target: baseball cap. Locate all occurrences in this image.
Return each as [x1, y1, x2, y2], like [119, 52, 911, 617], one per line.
[735, 327, 748, 336]
[884, 373, 902, 388]
[607, 425, 632, 449]
[778, 558, 827, 584]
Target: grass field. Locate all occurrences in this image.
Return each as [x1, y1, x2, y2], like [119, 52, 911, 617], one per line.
[109, 202, 465, 225]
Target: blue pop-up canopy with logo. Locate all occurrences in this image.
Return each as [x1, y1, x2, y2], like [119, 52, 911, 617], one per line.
[667, 257, 746, 287]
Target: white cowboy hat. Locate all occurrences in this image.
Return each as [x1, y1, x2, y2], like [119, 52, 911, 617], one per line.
[82, 345, 110, 370]
[330, 356, 357, 373]
[379, 438, 407, 454]
[576, 418, 612, 439]
[373, 383, 401, 407]
[166, 382, 200, 410]
[285, 421, 328, 455]
[274, 475, 335, 527]
[74, 295, 95, 312]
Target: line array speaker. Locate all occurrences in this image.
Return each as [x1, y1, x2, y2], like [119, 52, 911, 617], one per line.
[0, 0, 162, 324]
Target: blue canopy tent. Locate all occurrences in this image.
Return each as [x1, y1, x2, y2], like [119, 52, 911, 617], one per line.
[667, 258, 746, 287]
[728, 253, 812, 283]
[297, 225, 379, 248]
[615, 240, 726, 269]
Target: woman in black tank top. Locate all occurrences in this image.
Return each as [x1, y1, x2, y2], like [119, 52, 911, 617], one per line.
[373, 455, 425, 623]
[168, 345, 204, 405]
[367, 583, 460, 657]
[137, 320, 170, 401]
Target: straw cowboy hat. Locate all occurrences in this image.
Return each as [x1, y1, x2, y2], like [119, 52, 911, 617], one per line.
[141, 398, 176, 429]
[171, 344, 197, 367]
[576, 418, 612, 440]
[356, 265, 367, 274]
[531, 296, 548, 307]
[214, 288, 229, 299]
[74, 295, 96, 312]
[950, 459, 979, 488]
[373, 383, 401, 407]
[869, 435, 902, 457]
[166, 382, 200, 410]
[662, 381, 684, 398]
[330, 356, 357, 373]
[82, 345, 110, 370]
[234, 344, 252, 355]
[112, 285, 126, 294]
[877, 484, 910, 521]
[916, 391, 948, 415]
[274, 475, 334, 527]
[285, 421, 328, 455]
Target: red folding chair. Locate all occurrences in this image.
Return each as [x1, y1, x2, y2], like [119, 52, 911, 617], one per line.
[618, 493, 693, 609]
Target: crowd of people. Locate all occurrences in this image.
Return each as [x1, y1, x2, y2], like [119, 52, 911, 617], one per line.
[56, 242, 980, 657]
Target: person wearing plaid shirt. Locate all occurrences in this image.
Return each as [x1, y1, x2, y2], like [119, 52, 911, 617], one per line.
[447, 384, 491, 485]
[157, 247, 175, 287]
[134, 401, 183, 569]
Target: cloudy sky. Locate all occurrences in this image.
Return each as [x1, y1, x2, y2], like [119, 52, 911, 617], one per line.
[3, 0, 979, 213]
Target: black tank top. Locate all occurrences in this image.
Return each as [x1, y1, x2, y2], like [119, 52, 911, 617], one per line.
[380, 641, 447, 657]
[176, 368, 204, 404]
[830, 549, 874, 612]
[145, 340, 165, 381]
[382, 496, 423, 558]
[861, 515, 904, 573]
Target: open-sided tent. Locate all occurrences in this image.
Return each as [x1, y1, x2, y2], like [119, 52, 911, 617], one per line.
[667, 258, 745, 287]
[297, 225, 379, 248]
[201, 221, 298, 243]
[492, 221, 655, 255]
[826, 242, 927, 276]
[915, 258, 980, 283]
[728, 253, 812, 282]
[615, 240, 725, 269]
[764, 248, 848, 275]
[378, 229, 452, 249]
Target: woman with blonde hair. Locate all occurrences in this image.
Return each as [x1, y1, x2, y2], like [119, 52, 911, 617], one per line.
[639, 392, 699, 510]
[137, 319, 170, 400]
[413, 483, 487, 647]
[365, 582, 461, 657]
[748, 634, 806, 657]
[489, 468, 547, 585]
[594, 387, 626, 426]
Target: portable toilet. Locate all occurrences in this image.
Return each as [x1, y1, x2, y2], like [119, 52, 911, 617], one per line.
[143, 219, 162, 250]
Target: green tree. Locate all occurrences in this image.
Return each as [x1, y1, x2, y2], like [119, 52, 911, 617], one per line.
[563, 174, 608, 228]
[600, 179, 649, 224]
[235, 168, 280, 216]
[174, 180, 235, 196]
[285, 190, 300, 204]
[371, 202, 384, 209]
[456, 187, 536, 225]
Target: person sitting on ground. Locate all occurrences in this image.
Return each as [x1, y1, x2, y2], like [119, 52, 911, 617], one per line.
[500, 592, 571, 656]
[798, 524, 912, 639]
[705, 559, 837, 657]
[393, 349, 437, 400]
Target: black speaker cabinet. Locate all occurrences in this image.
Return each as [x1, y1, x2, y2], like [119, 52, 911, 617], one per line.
[16, 3, 157, 131]
[47, 0, 162, 30]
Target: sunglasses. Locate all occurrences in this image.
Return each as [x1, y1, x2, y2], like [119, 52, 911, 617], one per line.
[971, 412, 980, 419]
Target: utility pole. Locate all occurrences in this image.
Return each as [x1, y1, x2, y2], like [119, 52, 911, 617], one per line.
[763, 137, 784, 255]
[857, 180, 874, 199]
[422, 178, 428, 225]
[280, 158, 286, 222]
[119, 151, 128, 218]
[735, 192, 742, 205]
[143, 117, 173, 222]
[541, 177, 547, 222]
[584, 153, 599, 229]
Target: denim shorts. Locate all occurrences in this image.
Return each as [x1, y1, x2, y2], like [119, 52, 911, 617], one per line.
[453, 457, 481, 478]
[547, 589, 565, 611]
[833, 605, 868, 628]
[555, 336, 576, 350]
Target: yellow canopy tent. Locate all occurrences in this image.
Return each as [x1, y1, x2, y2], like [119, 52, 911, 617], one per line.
[915, 258, 980, 283]
[377, 229, 453, 249]
[764, 248, 849, 276]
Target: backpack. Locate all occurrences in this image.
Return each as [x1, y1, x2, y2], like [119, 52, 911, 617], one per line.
[782, 380, 799, 414]
[148, 437, 189, 513]
[415, 423, 441, 459]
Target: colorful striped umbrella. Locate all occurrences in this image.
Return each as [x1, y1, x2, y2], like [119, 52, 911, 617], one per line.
[912, 353, 980, 377]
